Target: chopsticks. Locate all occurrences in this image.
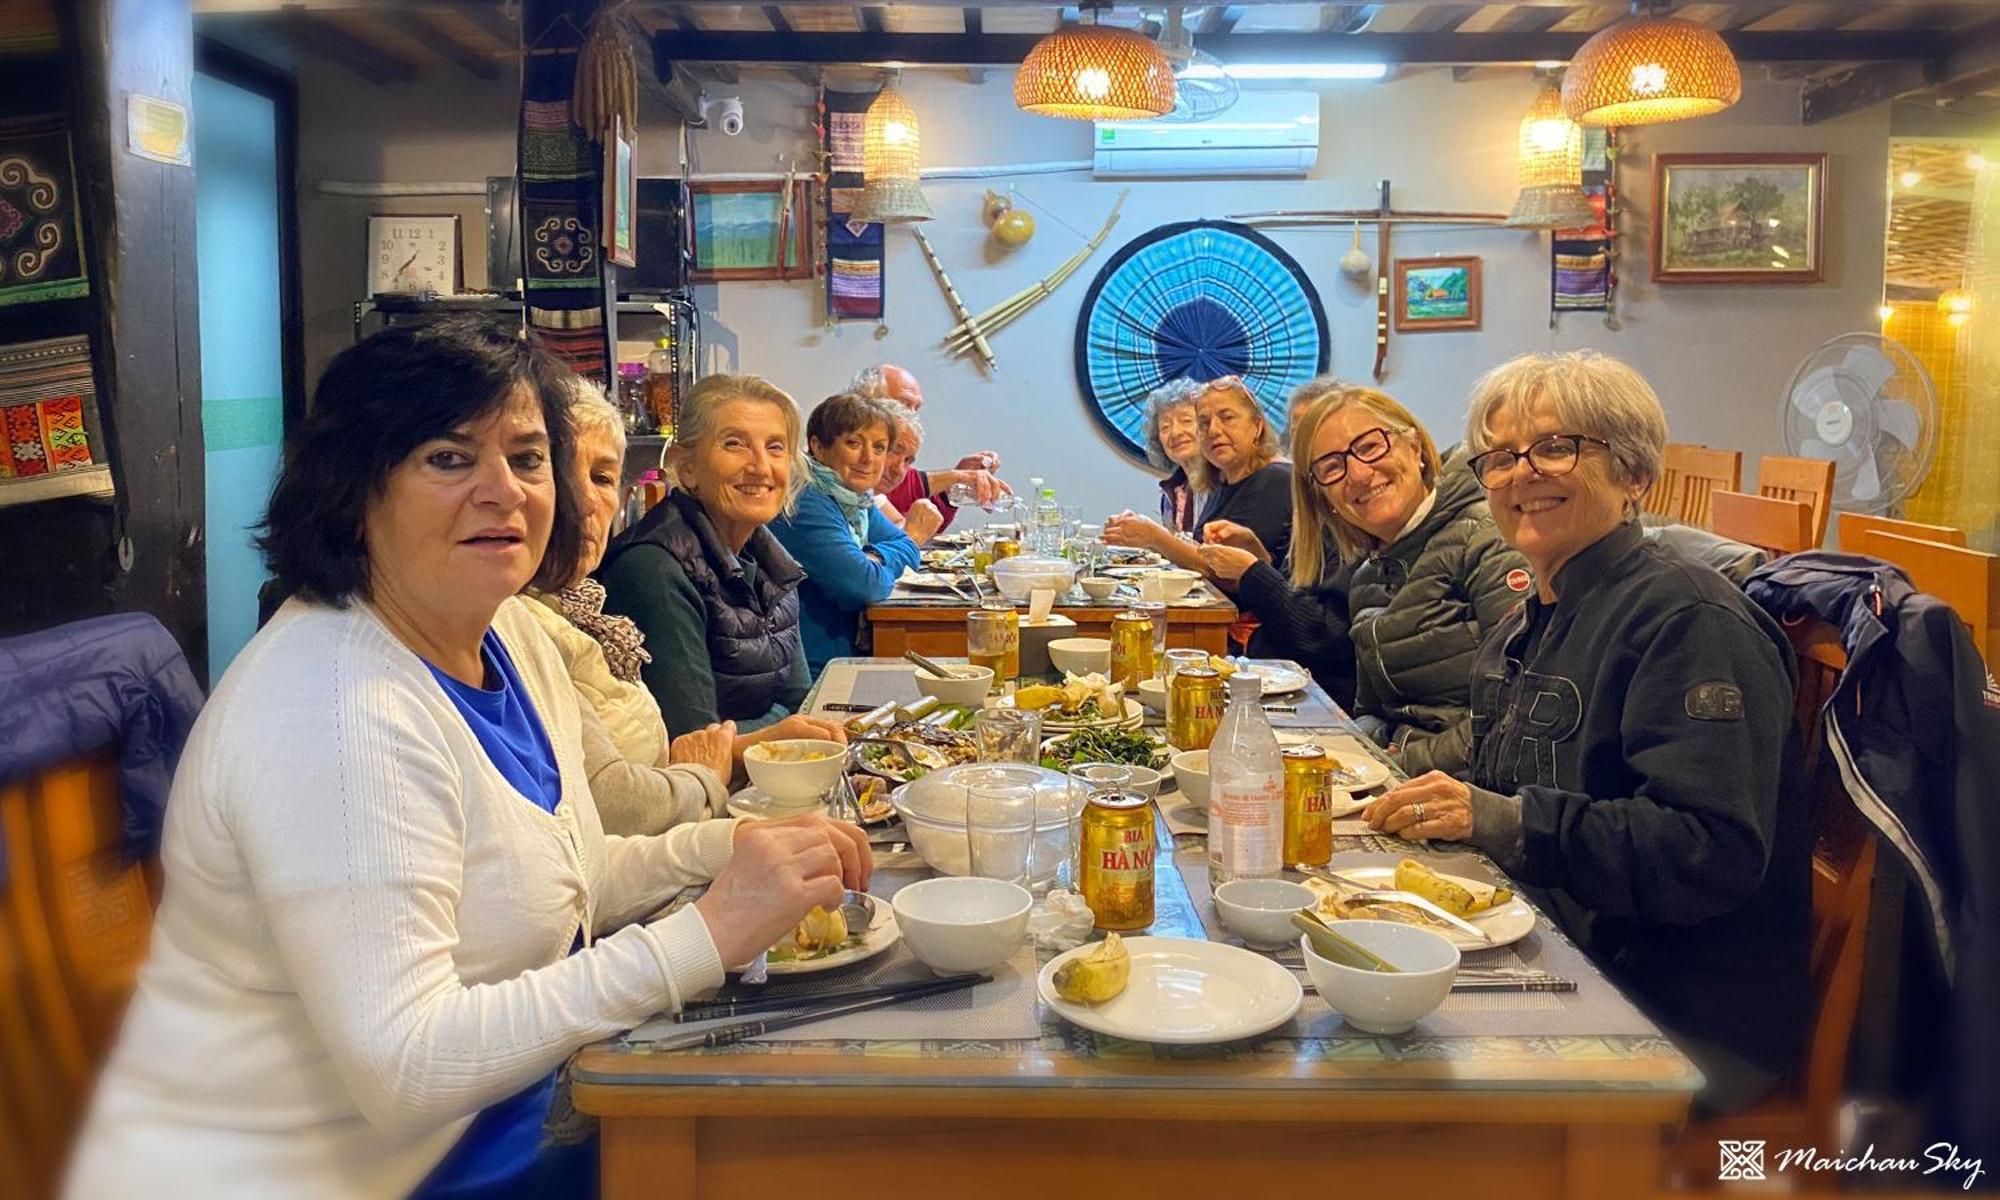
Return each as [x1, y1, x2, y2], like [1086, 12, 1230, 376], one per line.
[675, 973, 979, 1022]
[1452, 976, 1577, 994]
[647, 973, 990, 1050]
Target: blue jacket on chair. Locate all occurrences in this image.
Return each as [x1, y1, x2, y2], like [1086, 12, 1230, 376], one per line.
[768, 487, 921, 676]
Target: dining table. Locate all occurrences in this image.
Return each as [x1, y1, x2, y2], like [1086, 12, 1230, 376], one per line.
[864, 575, 1240, 658]
[571, 658, 1701, 1200]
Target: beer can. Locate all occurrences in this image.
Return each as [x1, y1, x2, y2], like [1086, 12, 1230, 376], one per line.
[1167, 665, 1225, 751]
[1282, 744, 1334, 867]
[1079, 789, 1155, 931]
[1108, 610, 1154, 690]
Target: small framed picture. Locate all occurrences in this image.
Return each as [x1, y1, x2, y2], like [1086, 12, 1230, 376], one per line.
[603, 113, 637, 269]
[686, 180, 814, 282]
[1652, 153, 1826, 284]
[1393, 256, 1481, 332]
[368, 214, 460, 297]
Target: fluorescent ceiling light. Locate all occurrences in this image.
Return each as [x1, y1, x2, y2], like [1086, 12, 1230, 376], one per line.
[1182, 62, 1390, 81]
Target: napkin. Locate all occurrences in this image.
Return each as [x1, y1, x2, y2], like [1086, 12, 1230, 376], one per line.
[1026, 588, 1057, 625]
[1028, 888, 1096, 951]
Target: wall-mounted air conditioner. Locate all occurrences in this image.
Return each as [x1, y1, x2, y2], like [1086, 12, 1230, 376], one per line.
[1092, 91, 1320, 179]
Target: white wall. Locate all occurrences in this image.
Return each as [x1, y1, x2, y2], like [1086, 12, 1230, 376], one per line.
[297, 63, 1888, 520]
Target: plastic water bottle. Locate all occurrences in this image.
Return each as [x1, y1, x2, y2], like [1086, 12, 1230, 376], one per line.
[1208, 673, 1284, 886]
[1035, 486, 1063, 556]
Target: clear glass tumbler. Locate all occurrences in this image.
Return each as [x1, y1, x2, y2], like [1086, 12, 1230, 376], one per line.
[974, 705, 1042, 763]
[965, 781, 1037, 887]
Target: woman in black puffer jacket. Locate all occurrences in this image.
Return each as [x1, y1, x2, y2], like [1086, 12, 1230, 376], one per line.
[1203, 383, 1525, 774]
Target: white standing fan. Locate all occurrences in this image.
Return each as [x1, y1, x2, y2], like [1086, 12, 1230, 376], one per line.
[1780, 332, 1940, 515]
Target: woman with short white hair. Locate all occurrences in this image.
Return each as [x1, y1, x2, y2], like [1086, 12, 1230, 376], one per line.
[1363, 350, 1809, 1114]
[1137, 377, 1208, 535]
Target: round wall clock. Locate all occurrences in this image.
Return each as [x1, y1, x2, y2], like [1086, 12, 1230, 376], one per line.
[1074, 220, 1328, 461]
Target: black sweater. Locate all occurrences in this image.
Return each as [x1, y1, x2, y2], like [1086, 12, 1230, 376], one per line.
[1196, 460, 1294, 570]
[1235, 544, 1356, 709]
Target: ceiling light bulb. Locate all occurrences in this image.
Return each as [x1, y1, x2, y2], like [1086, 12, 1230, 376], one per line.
[1878, 305, 1895, 322]
[1075, 66, 1112, 101]
[1900, 170, 1921, 187]
[1970, 152, 1987, 170]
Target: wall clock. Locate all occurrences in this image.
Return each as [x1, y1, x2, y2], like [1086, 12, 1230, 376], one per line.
[1074, 220, 1328, 461]
[368, 213, 461, 297]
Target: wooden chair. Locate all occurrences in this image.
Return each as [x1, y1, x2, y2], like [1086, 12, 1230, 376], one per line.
[1756, 455, 1837, 547]
[1836, 510, 1966, 553]
[1858, 531, 2000, 667]
[1712, 490, 1814, 556]
[1672, 617, 1875, 1181]
[1645, 443, 1742, 530]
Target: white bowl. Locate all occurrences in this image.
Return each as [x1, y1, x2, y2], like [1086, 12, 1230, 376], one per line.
[893, 763, 1081, 887]
[1214, 879, 1316, 950]
[891, 876, 1033, 974]
[989, 554, 1080, 602]
[1047, 636, 1111, 676]
[913, 663, 994, 707]
[1148, 569, 1201, 601]
[1135, 677, 1168, 711]
[741, 738, 847, 805]
[1079, 576, 1120, 601]
[1300, 919, 1460, 1035]
[1170, 749, 1209, 811]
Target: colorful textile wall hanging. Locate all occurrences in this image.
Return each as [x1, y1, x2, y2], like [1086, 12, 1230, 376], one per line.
[1074, 220, 1328, 460]
[0, 334, 99, 478]
[519, 10, 607, 381]
[821, 86, 885, 322]
[1551, 127, 1618, 321]
[0, 116, 90, 308]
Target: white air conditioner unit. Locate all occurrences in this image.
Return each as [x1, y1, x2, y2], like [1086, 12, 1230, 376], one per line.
[1093, 91, 1320, 178]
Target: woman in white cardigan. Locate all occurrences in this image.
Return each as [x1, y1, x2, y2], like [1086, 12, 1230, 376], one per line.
[66, 321, 869, 1200]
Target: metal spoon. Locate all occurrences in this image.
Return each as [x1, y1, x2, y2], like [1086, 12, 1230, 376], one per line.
[839, 890, 877, 934]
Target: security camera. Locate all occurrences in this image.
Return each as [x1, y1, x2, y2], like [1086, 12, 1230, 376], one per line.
[702, 97, 745, 136]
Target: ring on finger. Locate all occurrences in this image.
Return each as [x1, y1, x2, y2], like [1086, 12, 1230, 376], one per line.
[1412, 802, 1426, 822]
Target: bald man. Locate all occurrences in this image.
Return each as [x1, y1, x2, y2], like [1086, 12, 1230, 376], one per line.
[851, 365, 1011, 529]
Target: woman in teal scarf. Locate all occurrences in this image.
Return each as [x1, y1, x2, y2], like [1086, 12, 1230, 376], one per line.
[769, 392, 922, 675]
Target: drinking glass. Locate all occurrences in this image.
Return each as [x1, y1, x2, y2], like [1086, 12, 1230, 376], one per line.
[1133, 600, 1169, 677]
[1065, 762, 1136, 892]
[965, 781, 1037, 887]
[975, 705, 1042, 763]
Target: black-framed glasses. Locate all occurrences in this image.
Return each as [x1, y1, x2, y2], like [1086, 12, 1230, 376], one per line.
[1468, 433, 1612, 488]
[1308, 426, 1394, 486]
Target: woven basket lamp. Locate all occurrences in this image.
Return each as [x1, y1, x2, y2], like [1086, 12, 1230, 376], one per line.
[1561, 14, 1741, 127]
[1508, 84, 1597, 228]
[1014, 23, 1176, 120]
[851, 86, 932, 224]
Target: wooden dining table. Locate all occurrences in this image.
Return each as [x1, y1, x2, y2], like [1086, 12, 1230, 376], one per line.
[865, 585, 1240, 658]
[571, 660, 1699, 1200]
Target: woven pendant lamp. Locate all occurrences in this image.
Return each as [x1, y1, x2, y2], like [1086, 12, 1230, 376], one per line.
[1561, 13, 1741, 127]
[1508, 84, 1597, 228]
[851, 86, 932, 224]
[1014, 21, 1176, 120]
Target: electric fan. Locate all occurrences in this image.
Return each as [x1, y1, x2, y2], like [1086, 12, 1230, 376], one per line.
[1155, 8, 1239, 123]
[1780, 333, 1940, 514]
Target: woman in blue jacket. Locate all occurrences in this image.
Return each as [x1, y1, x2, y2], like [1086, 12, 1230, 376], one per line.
[770, 392, 922, 675]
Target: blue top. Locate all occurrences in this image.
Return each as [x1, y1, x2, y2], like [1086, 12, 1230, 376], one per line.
[767, 485, 921, 676]
[412, 628, 564, 1196]
[423, 628, 562, 813]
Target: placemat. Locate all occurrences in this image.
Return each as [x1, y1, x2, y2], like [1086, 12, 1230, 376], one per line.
[1171, 845, 1659, 1038]
[810, 662, 925, 713]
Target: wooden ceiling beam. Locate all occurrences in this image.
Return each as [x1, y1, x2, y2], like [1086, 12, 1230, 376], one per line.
[1403, 4, 1481, 34]
[1203, 5, 1246, 34]
[391, 10, 499, 78]
[960, 6, 979, 34]
[455, 2, 518, 48]
[1802, 25, 2000, 122]
[277, 11, 419, 82]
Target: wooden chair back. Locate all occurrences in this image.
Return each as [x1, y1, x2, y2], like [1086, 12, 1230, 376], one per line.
[1712, 490, 1814, 556]
[1857, 530, 2000, 667]
[0, 749, 156, 1194]
[1645, 443, 1741, 529]
[1757, 455, 1837, 546]
[1836, 510, 1966, 552]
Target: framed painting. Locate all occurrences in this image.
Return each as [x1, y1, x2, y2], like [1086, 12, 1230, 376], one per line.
[367, 213, 460, 297]
[686, 180, 813, 282]
[1652, 153, 1826, 284]
[602, 113, 637, 269]
[1393, 256, 1482, 332]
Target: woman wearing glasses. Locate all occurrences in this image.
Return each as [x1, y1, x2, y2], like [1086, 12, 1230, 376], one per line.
[1104, 376, 1294, 571]
[1361, 351, 1807, 1114]
[1200, 382, 1524, 765]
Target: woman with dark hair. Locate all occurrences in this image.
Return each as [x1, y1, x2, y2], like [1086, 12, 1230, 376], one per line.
[66, 321, 871, 1199]
[768, 392, 922, 675]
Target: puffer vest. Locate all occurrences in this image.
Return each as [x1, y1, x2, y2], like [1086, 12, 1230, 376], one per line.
[604, 490, 805, 721]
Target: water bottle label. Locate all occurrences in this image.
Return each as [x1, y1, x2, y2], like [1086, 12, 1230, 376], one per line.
[1213, 777, 1282, 877]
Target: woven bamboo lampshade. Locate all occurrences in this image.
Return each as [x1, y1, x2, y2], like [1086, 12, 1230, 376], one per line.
[1561, 14, 1741, 127]
[851, 86, 932, 224]
[1508, 84, 1597, 228]
[1014, 23, 1176, 120]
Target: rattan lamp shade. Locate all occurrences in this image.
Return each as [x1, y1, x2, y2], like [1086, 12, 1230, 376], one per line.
[1561, 15, 1741, 127]
[1014, 24, 1176, 120]
[1508, 84, 1596, 228]
[852, 86, 932, 224]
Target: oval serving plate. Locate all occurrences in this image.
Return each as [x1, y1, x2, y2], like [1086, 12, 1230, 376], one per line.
[1038, 936, 1302, 1044]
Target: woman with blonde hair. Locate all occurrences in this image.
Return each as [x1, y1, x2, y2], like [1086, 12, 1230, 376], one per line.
[599, 373, 845, 754]
[1201, 378, 1525, 772]
[1105, 376, 1294, 570]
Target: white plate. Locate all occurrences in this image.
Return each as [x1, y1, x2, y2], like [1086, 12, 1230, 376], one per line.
[760, 908, 903, 976]
[1235, 661, 1309, 696]
[1038, 936, 1302, 1045]
[1312, 866, 1537, 951]
[897, 571, 972, 592]
[997, 695, 1145, 732]
[1270, 737, 1393, 791]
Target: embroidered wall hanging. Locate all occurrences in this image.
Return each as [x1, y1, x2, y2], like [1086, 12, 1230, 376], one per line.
[518, 6, 607, 382]
[820, 86, 884, 321]
[1552, 128, 1617, 322]
[0, 116, 89, 308]
[0, 334, 100, 478]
